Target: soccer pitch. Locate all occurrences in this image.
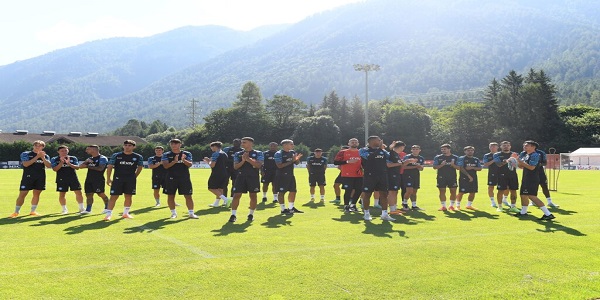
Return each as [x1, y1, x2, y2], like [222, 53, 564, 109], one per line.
[0, 168, 598, 299]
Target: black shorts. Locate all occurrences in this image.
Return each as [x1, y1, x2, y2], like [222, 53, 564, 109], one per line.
[402, 172, 420, 189]
[388, 173, 402, 191]
[459, 176, 478, 194]
[487, 171, 498, 186]
[520, 176, 540, 195]
[363, 173, 388, 193]
[163, 176, 193, 195]
[261, 172, 276, 184]
[56, 176, 82, 192]
[276, 174, 297, 193]
[152, 175, 165, 189]
[110, 177, 137, 195]
[436, 175, 457, 189]
[340, 177, 362, 190]
[85, 178, 105, 194]
[497, 172, 519, 191]
[309, 173, 326, 186]
[19, 174, 46, 191]
[538, 169, 548, 185]
[334, 173, 343, 184]
[228, 167, 238, 181]
[233, 176, 261, 194]
[208, 173, 229, 189]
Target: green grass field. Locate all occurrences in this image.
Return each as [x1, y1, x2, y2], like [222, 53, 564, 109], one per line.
[0, 168, 598, 299]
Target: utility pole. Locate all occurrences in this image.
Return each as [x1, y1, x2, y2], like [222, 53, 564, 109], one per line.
[353, 64, 380, 144]
[187, 98, 200, 128]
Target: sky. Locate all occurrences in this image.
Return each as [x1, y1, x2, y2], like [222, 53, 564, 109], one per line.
[0, 0, 363, 66]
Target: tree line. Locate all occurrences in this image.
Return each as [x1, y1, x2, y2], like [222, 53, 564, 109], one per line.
[2, 69, 597, 162]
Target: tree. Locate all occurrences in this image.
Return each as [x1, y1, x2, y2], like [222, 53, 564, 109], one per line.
[112, 119, 145, 136]
[266, 94, 307, 138]
[446, 101, 493, 151]
[233, 81, 264, 117]
[292, 116, 340, 149]
[381, 104, 433, 147]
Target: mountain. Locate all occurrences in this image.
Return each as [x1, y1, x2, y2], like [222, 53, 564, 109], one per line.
[0, 24, 288, 131]
[1, 0, 599, 133]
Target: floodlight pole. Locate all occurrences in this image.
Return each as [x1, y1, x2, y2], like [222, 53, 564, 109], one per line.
[354, 64, 380, 144]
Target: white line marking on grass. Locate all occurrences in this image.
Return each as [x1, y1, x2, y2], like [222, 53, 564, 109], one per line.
[138, 225, 216, 259]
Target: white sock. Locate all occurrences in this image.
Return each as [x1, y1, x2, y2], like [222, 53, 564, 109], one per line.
[289, 202, 295, 210]
[521, 206, 528, 214]
[467, 201, 473, 207]
[188, 210, 194, 215]
[249, 209, 255, 215]
[320, 195, 325, 200]
[171, 209, 176, 214]
[546, 197, 553, 204]
[411, 201, 417, 207]
[374, 199, 380, 206]
[441, 201, 447, 208]
[78, 203, 84, 211]
[364, 209, 371, 216]
[30, 205, 37, 212]
[280, 204, 286, 210]
[124, 207, 131, 214]
[510, 203, 515, 208]
[61, 205, 67, 210]
[263, 192, 267, 197]
[502, 196, 508, 202]
[212, 199, 220, 206]
[540, 206, 551, 216]
[310, 194, 315, 199]
[231, 210, 237, 216]
[106, 209, 113, 216]
[220, 195, 228, 202]
[273, 194, 278, 200]
[155, 198, 160, 204]
[382, 210, 389, 217]
[402, 199, 408, 205]
[450, 200, 455, 206]
[15, 205, 22, 213]
[390, 205, 397, 211]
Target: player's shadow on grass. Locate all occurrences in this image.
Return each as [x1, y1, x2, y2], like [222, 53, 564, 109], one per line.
[63, 218, 124, 234]
[256, 201, 277, 210]
[211, 221, 252, 236]
[550, 208, 578, 216]
[195, 206, 229, 216]
[331, 213, 364, 224]
[1, 213, 60, 225]
[406, 210, 437, 221]
[534, 219, 586, 236]
[445, 210, 499, 221]
[30, 214, 83, 227]
[260, 214, 293, 229]
[123, 218, 188, 234]
[301, 201, 325, 209]
[362, 221, 407, 239]
[129, 206, 159, 216]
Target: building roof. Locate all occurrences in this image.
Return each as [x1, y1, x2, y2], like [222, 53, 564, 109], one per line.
[0, 133, 147, 146]
[567, 148, 600, 157]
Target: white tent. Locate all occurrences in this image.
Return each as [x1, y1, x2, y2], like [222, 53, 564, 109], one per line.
[565, 148, 600, 167]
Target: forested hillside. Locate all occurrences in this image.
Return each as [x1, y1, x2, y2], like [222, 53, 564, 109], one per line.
[0, 0, 598, 132]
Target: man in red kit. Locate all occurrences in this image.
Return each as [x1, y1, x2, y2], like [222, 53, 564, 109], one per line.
[334, 138, 363, 213]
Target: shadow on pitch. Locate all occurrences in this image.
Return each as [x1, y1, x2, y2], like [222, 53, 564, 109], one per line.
[256, 201, 277, 210]
[1, 213, 61, 225]
[123, 217, 188, 234]
[534, 219, 586, 236]
[362, 221, 407, 239]
[63, 217, 124, 234]
[549, 207, 577, 216]
[129, 206, 160, 216]
[444, 209, 499, 221]
[212, 220, 252, 236]
[331, 212, 364, 224]
[260, 213, 293, 229]
[195, 206, 229, 216]
[405, 210, 437, 221]
[301, 200, 325, 209]
[30, 214, 84, 227]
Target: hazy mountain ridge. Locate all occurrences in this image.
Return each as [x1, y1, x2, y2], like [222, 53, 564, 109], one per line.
[0, 0, 598, 132]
